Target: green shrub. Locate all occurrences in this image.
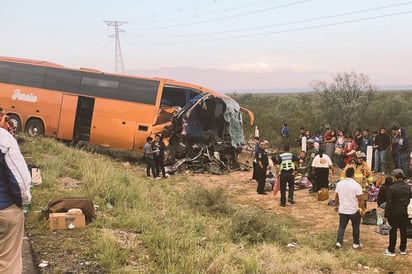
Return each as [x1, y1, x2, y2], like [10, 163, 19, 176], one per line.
[230, 207, 292, 244]
[184, 184, 234, 216]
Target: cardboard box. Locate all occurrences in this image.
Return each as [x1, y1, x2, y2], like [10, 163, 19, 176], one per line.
[49, 213, 86, 231]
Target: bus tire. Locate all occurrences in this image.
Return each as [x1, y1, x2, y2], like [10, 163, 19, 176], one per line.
[7, 114, 22, 133]
[25, 119, 44, 137]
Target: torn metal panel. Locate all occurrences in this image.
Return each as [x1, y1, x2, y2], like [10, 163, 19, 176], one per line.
[221, 97, 245, 148]
[160, 92, 249, 173]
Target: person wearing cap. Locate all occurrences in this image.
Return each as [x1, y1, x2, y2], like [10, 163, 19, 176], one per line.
[275, 145, 299, 206]
[341, 150, 373, 209]
[383, 169, 412, 256]
[377, 177, 394, 209]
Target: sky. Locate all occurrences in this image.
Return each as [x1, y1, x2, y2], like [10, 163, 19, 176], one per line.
[1, 0, 412, 91]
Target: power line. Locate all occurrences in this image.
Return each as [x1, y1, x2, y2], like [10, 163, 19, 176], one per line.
[129, 0, 310, 31]
[104, 20, 127, 73]
[161, 1, 412, 37]
[203, 10, 412, 41]
[125, 9, 412, 45]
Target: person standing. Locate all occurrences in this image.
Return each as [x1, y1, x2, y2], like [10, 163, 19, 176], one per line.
[305, 139, 319, 193]
[383, 169, 412, 256]
[335, 129, 346, 168]
[341, 151, 373, 209]
[296, 127, 305, 147]
[354, 129, 363, 150]
[251, 136, 260, 183]
[311, 148, 333, 190]
[377, 177, 394, 209]
[334, 167, 364, 249]
[360, 129, 373, 154]
[373, 127, 390, 174]
[324, 129, 337, 160]
[0, 108, 16, 136]
[256, 141, 269, 195]
[276, 145, 299, 206]
[343, 135, 357, 166]
[152, 134, 168, 178]
[397, 127, 409, 177]
[0, 128, 32, 273]
[391, 126, 399, 169]
[143, 137, 157, 179]
[280, 123, 289, 138]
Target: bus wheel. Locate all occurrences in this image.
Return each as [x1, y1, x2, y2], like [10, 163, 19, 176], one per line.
[25, 119, 44, 137]
[7, 114, 21, 133]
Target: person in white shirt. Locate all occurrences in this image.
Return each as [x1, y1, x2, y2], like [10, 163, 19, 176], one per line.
[311, 148, 333, 190]
[0, 128, 32, 273]
[334, 167, 365, 249]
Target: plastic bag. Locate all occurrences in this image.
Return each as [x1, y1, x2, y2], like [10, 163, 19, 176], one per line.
[408, 198, 412, 218]
[377, 214, 383, 226]
[362, 209, 377, 225]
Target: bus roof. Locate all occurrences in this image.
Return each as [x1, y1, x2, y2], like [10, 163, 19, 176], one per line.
[0, 56, 228, 98]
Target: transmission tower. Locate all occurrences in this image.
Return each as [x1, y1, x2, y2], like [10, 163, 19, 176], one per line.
[104, 20, 127, 73]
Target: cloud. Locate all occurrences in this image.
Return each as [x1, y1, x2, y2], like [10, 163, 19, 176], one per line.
[225, 62, 318, 73]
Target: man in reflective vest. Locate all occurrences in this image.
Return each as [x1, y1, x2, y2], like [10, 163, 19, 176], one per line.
[276, 145, 299, 207]
[341, 151, 373, 208]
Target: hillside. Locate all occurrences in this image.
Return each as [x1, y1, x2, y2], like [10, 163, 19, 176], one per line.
[20, 136, 412, 273]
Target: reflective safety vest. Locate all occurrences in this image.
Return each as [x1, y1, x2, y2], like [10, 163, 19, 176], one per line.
[279, 152, 295, 172]
[340, 163, 373, 192]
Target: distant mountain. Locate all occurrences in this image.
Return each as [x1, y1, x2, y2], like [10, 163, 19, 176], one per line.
[126, 67, 412, 93]
[126, 66, 319, 93]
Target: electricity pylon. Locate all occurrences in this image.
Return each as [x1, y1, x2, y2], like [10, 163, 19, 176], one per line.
[104, 20, 127, 73]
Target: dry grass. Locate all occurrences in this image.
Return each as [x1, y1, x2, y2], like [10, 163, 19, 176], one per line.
[21, 136, 409, 273]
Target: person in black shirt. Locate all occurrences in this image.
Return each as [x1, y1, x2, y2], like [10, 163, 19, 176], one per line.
[256, 141, 269, 195]
[152, 134, 168, 178]
[377, 177, 394, 209]
[383, 169, 412, 256]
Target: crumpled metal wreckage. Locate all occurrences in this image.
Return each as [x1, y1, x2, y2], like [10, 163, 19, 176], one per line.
[162, 93, 253, 175]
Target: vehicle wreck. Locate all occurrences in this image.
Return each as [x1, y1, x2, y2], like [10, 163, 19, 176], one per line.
[155, 85, 254, 174]
[0, 56, 253, 173]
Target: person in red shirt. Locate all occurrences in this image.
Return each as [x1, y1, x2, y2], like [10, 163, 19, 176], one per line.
[0, 108, 16, 136]
[343, 135, 357, 165]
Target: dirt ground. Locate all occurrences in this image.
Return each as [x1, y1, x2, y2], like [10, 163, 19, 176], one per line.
[189, 160, 412, 273]
[23, 150, 412, 273]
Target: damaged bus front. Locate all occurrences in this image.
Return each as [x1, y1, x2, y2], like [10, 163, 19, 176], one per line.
[154, 80, 254, 173]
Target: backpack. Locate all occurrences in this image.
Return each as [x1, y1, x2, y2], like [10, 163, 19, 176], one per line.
[362, 209, 377, 225]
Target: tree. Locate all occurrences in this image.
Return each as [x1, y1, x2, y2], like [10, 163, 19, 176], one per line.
[311, 72, 377, 134]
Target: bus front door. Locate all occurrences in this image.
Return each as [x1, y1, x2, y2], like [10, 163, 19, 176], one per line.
[57, 94, 78, 140]
[74, 96, 95, 142]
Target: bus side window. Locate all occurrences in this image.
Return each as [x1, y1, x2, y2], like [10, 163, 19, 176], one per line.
[0, 62, 11, 83]
[10, 63, 45, 88]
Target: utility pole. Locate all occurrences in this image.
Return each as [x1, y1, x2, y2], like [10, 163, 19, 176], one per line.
[104, 20, 127, 74]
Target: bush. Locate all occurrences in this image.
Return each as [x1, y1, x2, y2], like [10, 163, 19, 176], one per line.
[184, 184, 234, 216]
[230, 207, 292, 244]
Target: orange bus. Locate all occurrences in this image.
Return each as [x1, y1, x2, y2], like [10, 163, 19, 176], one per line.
[0, 56, 253, 161]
